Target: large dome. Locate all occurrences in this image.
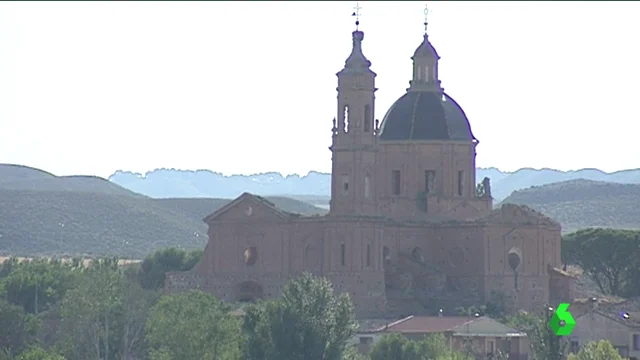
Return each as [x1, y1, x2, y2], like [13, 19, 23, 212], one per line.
[378, 91, 476, 141]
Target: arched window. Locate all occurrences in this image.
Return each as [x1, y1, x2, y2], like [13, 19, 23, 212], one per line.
[243, 247, 258, 266]
[424, 66, 430, 82]
[364, 175, 370, 198]
[412, 247, 424, 262]
[342, 174, 349, 195]
[364, 104, 371, 132]
[343, 105, 350, 133]
[383, 246, 391, 261]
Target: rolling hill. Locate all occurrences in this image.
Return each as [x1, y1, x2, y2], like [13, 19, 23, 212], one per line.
[0, 164, 143, 197]
[500, 179, 640, 233]
[0, 164, 326, 258]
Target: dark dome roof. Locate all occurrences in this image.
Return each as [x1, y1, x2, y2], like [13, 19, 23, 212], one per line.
[378, 91, 476, 141]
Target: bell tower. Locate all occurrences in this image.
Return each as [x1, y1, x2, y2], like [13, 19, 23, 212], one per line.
[329, 12, 378, 216]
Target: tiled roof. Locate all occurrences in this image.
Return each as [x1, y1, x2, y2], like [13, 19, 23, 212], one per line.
[364, 316, 526, 337]
[378, 91, 475, 142]
[372, 315, 476, 334]
[450, 317, 525, 337]
[596, 297, 640, 327]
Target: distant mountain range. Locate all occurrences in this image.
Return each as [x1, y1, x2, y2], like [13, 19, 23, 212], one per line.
[108, 167, 640, 203]
[2, 163, 640, 258]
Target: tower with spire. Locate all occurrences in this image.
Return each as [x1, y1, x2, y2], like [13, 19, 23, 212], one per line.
[408, 5, 442, 92]
[329, 6, 378, 216]
[165, 2, 567, 321]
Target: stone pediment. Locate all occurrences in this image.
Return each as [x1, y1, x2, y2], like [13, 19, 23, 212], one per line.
[203, 192, 295, 223]
[477, 203, 560, 228]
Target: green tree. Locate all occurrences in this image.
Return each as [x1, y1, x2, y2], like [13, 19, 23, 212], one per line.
[243, 272, 358, 360]
[567, 339, 623, 360]
[564, 228, 640, 295]
[57, 265, 125, 360]
[342, 346, 369, 360]
[15, 346, 65, 360]
[119, 276, 159, 359]
[529, 307, 567, 360]
[0, 299, 40, 356]
[0, 258, 81, 314]
[370, 333, 407, 360]
[370, 333, 471, 360]
[145, 290, 241, 360]
[136, 248, 202, 290]
[0, 257, 20, 278]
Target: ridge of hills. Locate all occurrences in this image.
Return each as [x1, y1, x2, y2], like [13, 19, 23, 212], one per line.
[0, 164, 327, 258]
[500, 179, 640, 233]
[3, 163, 640, 257]
[108, 166, 640, 203]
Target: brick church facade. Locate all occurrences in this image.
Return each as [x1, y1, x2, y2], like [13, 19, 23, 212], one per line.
[165, 22, 573, 318]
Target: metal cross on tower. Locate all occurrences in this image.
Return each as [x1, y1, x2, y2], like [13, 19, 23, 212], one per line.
[352, 2, 362, 30]
[424, 3, 430, 35]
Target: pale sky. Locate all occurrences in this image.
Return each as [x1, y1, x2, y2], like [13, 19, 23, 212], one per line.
[1, 1, 638, 178]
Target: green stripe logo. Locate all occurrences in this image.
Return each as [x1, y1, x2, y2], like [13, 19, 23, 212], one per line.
[549, 303, 576, 336]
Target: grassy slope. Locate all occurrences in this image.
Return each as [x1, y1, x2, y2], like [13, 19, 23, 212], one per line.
[0, 165, 327, 258]
[500, 179, 640, 233]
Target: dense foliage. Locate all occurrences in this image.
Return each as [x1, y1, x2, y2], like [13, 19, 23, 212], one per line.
[502, 179, 640, 233]
[370, 333, 476, 360]
[243, 273, 357, 360]
[0, 245, 629, 360]
[567, 339, 623, 360]
[0, 249, 358, 360]
[562, 228, 640, 297]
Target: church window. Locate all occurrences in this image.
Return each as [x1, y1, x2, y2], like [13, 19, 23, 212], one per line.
[424, 65, 430, 82]
[366, 244, 371, 267]
[364, 104, 371, 132]
[416, 66, 422, 81]
[364, 175, 370, 198]
[243, 247, 258, 266]
[392, 170, 401, 195]
[383, 246, 391, 261]
[457, 170, 464, 196]
[424, 170, 436, 194]
[412, 247, 424, 262]
[342, 174, 349, 195]
[343, 105, 350, 133]
[340, 244, 346, 266]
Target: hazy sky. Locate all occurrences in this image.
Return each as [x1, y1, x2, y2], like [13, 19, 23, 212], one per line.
[1, 1, 638, 178]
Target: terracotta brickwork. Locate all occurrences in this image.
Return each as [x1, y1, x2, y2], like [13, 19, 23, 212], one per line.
[165, 26, 572, 318]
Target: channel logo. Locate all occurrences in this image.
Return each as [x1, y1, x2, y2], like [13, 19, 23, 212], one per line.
[549, 303, 576, 336]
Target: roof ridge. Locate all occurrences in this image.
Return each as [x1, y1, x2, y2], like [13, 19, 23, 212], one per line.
[375, 315, 414, 331]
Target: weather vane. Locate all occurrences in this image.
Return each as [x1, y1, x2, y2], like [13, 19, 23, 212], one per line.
[424, 3, 429, 34]
[352, 2, 362, 30]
